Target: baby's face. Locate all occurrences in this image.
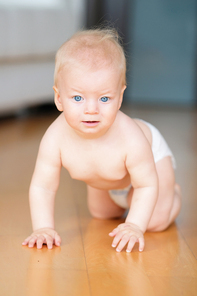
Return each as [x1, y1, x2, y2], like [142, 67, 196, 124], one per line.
[54, 64, 126, 138]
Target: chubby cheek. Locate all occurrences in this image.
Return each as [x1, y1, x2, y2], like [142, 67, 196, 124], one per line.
[65, 112, 78, 123]
[102, 105, 119, 123]
[63, 106, 80, 125]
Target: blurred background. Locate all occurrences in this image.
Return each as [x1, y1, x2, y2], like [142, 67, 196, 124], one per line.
[0, 0, 197, 116]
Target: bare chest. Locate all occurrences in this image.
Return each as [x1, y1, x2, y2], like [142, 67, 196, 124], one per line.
[60, 141, 128, 184]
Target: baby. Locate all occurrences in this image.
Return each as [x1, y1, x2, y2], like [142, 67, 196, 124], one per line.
[22, 28, 181, 252]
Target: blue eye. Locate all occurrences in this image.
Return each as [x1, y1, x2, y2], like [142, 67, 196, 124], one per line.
[100, 97, 109, 102]
[73, 95, 83, 102]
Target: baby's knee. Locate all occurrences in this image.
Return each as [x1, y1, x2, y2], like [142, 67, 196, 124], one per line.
[147, 216, 170, 232]
[148, 200, 181, 232]
[89, 209, 109, 220]
[148, 185, 182, 232]
[147, 206, 174, 232]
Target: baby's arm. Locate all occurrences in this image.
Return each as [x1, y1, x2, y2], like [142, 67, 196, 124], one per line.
[22, 126, 62, 249]
[109, 138, 158, 252]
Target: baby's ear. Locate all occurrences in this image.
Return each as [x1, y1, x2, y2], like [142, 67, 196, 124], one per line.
[118, 85, 127, 109]
[53, 86, 63, 111]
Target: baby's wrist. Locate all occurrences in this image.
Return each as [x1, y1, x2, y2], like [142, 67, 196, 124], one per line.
[124, 220, 146, 233]
[33, 226, 55, 232]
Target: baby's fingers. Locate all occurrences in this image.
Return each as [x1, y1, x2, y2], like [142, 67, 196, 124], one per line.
[116, 234, 133, 252]
[54, 232, 61, 247]
[35, 235, 55, 249]
[111, 231, 124, 249]
[138, 237, 145, 252]
[28, 236, 37, 248]
[22, 236, 32, 246]
[126, 236, 144, 253]
[109, 227, 119, 237]
[46, 236, 54, 249]
[36, 235, 45, 249]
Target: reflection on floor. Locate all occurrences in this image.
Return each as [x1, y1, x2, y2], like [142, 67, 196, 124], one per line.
[0, 104, 196, 295]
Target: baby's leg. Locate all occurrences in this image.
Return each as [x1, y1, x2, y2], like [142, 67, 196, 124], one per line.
[142, 156, 181, 232]
[87, 185, 126, 219]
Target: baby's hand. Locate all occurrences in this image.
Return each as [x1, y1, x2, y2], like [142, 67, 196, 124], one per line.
[22, 228, 61, 249]
[109, 222, 144, 253]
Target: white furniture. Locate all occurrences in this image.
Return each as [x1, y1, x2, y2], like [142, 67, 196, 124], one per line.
[0, 0, 86, 115]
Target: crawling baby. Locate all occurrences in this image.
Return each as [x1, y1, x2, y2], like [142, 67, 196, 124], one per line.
[22, 28, 181, 252]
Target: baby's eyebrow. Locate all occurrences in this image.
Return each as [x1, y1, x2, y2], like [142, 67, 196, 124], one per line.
[100, 91, 116, 96]
[70, 87, 83, 92]
[69, 87, 116, 97]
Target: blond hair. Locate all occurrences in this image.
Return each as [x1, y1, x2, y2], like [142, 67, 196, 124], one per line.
[54, 28, 126, 86]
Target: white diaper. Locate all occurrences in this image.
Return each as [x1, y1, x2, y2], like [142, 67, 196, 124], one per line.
[109, 185, 132, 209]
[109, 120, 176, 209]
[142, 120, 176, 169]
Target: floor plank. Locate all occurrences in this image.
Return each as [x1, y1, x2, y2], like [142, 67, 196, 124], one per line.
[72, 178, 197, 296]
[121, 106, 197, 258]
[0, 115, 91, 295]
[0, 106, 196, 295]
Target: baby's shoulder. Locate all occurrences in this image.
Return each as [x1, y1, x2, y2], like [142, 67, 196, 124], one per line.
[40, 113, 66, 146]
[117, 112, 142, 135]
[117, 112, 153, 166]
[117, 112, 152, 146]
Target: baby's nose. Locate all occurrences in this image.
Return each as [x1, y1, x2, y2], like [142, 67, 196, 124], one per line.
[84, 100, 99, 114]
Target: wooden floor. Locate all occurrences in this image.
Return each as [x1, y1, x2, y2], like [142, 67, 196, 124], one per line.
[0, 105, 197, 296]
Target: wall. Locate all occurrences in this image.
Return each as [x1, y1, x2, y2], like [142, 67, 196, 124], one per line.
[126, 0, 197, 106]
